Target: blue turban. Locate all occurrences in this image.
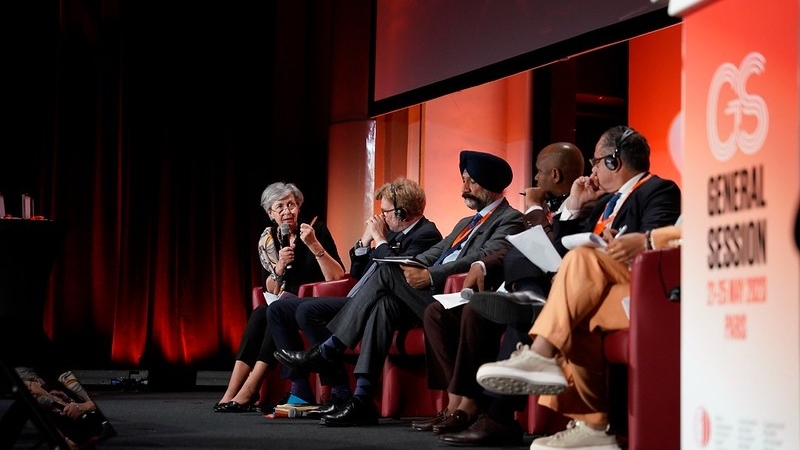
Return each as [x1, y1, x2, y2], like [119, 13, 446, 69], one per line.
[458, 150, 513, 193]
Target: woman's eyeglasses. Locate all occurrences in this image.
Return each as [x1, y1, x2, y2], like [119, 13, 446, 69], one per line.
[271, 202, 298, 213]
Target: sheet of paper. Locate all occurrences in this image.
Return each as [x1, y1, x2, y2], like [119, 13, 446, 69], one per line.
[505, 225, 562, 273]
[562, 232, 607, 250]
[433, 291, 471, 309]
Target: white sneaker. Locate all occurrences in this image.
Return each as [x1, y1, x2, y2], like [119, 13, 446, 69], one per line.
[476, 343, 567, 395]
[529, 420, 621, 449]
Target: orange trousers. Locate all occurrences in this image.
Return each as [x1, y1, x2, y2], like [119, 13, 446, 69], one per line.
[529, 246, 631, 425]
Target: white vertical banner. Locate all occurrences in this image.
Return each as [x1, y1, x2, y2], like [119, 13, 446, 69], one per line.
[678, 0, 800, 448]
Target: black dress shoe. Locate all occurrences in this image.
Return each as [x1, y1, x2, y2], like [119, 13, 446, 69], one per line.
[410, 408, 448, 431]
[439, 414, 524, 446]
[468, 290, 545, 325]
[274, 343, 332, 373]
[306, 394, 349, 420]
[320, 395, 379, 427]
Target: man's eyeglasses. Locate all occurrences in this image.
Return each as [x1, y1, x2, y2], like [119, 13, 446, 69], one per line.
[589, 155, 611, 167]
[380, 208, 398, 216]
[271, 202, 298, 213]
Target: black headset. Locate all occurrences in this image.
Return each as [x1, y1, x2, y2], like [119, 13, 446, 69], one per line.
[604, 128, 635, 171]
[390, 183, 408, 220]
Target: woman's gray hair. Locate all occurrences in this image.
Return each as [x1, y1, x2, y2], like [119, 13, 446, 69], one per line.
[260, 182, 304, 213]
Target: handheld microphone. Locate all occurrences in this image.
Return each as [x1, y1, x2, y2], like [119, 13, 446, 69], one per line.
[280, 223, 292, 270]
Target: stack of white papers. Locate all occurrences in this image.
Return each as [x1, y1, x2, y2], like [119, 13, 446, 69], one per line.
[505, 226, 609, 272]
[505, 225, 562, 272]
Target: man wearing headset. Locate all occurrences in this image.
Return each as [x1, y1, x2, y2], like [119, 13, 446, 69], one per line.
[475, 126, 681, 450]
[266, 177, 442, 413]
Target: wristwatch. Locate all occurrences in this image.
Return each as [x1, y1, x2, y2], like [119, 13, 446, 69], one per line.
[270, 272, 283, 281]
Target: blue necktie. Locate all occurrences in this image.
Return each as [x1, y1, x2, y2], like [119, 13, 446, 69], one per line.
[434, 213, 482, 266]
[463, 213, 482, 232]
[602, 192, 622, 220]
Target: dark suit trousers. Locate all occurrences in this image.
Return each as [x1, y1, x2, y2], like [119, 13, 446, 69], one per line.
[269, 296, 350, 386]
[424, 302, 529, 411]
[296, 296, 350, 386]
[295, 296, 349, 345]
[326, 263, 430, 378]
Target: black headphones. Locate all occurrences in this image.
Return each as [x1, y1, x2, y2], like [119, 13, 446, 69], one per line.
[605, 128, 635, 171]
[391, 183, 408, 220]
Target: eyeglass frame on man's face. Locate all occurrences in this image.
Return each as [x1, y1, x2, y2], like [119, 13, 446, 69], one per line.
[271, 201, 298, 214]
[589, 154, 614, 168]
[380, 207, 398, 216]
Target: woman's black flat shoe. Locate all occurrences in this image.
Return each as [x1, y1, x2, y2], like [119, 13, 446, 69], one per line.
[215, 400, 254, 413]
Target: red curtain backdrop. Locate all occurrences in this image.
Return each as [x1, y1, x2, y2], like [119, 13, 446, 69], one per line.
[3, 0, 332, 377]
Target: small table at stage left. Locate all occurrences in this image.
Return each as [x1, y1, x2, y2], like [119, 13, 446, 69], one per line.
[0, 219, 68, 342]
[0, 219, 70, 449]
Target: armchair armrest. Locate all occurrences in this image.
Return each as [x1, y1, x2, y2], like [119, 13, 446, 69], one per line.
[298, 274, 355, 298]
[443, 273, 468, 294]
[252, 273, 356, 308]
[626, 246, 681, 450]
[629, 247, 681, 346]
[252, 286, 267, 309]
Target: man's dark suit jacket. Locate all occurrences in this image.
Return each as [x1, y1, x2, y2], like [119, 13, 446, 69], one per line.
[414, 198, 525, 293]
[553, 173, 681, 255]
[348, 217, 442, 279]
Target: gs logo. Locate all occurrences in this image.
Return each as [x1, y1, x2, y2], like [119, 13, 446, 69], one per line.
[706, 52, 768, 162]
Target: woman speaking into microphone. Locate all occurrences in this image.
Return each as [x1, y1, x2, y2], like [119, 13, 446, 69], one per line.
[214, 181, 345, 413]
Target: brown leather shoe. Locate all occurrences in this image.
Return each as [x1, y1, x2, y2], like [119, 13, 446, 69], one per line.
[432, 409, 477, 435]
[410, 409, 448, 431]
[439, 414, 524, 446]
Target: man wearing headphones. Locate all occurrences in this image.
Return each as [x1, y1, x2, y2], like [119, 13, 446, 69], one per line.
[266, 177, 442, 414]
[475, 126, 681, 450]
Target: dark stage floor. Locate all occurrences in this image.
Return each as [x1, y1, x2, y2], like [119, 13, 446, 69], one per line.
[3, 389, 542, 450]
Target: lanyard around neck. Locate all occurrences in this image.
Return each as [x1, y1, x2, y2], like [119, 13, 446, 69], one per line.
[450, 206, 496, 249]
[593, 173, 651, 234]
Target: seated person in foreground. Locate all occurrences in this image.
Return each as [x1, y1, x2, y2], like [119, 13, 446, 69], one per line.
[17, 368, 109, 449]
[266, 177, 441, 416]
[215, 181, 344, 412]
